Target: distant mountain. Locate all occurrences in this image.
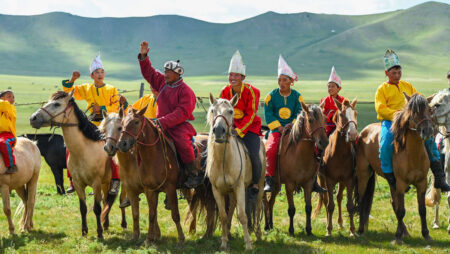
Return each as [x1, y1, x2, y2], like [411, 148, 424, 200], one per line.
[0, 1, 448, 80]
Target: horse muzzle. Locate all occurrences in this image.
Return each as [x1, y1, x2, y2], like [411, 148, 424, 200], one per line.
[29, 112, 46, 129]
[213, 126, 227, 143]
[117, 139, 135, 153]
[104, 143, 118, 157]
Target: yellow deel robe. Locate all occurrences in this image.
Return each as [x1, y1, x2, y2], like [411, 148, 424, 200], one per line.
[375, 80, 418, 121]
[0, 99, 17, 142]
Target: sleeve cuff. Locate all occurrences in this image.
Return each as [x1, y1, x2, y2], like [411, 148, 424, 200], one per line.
[267, 120, 281, 130]
[122, 101, 129, 109]
[138, 53, 148, 61]
[235, 128, 245, 138]
[100, 106, 107, 113]
[62, 79, 74, 88]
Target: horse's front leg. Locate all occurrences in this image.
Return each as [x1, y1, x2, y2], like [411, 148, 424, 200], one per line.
[393, 190, 406, 244]
[212, 187, 229, 251]
[337, 182, 345, 229]
[325, 179, 336, 236]
[304, 180, 313, 236]
[235, 185, 252, 250]
[226, 194, 236, 239]
[285, 183, 296, 236]
[417, 181, 432, 241]
[74, 184, 88, 236]
[128, 190, 141, 240]
[93, 182, 104, 239]
[167, 185, 185, 245]
[1, 185, 14, 234]
[145, 189, 159, 243]
[433, 201, 440, 229]
[346, 178, 356, 237]
[265, 184, 280, 231]
[119, 184, 127, 229]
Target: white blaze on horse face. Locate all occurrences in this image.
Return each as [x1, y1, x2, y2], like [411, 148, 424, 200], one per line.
[211, 100, 234, 141]
[345, 107, 357, 142]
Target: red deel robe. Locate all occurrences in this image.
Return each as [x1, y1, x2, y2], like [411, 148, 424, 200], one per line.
[139, 55, 197, 163]
[320, 95, 345, 136]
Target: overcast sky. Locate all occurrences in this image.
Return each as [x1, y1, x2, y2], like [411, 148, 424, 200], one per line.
[1, 0, 449, 23]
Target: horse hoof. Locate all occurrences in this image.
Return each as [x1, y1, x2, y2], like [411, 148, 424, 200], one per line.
[424, 235, 433, 242]
[220, 243, 228, 251]
[245, 243, 253, 250]
[325, 232, 332, 237]
[432, 223, 440, 229]
[391, 239, 403, 245]
[97, 235, 104, 240]
[349, 232, 356, 238]
[402, 231, 411, 238]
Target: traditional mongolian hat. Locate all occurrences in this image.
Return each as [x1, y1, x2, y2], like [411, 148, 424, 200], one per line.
[384, 49, 401, 71]
[228, 50, 246, 76]
[328, 66, 342, 87]
[278, 55, 298, 81]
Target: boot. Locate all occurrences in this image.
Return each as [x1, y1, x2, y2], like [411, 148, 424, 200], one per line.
[430, 160, 450, 192]
[264, 176, 274, 193]
[384, 173, 396, 191]
[66, 178, 75, 193]
[119, 197, 131, 208]
[312, 174, 326, 193]
[184, 162, 204, 188]
[109, 179, 120, 195]
[4, 164, 17, 174]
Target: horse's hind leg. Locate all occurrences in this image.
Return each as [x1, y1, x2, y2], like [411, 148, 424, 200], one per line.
[346, 179, 356, 237]
[1, 185, 14, 234]
[92, 183, 104, 239]
[265, 186, 279, 231]
[25, 171, 39, 231]
[212, 188, 229, 250]
[15, 186, 28, 232]
[285, 184, 296, 236]
[75, 185, 88, 236]
[167, 185, 185, 245]
[235, 186, 252, 250]
[337, 182, 345, 229]
[119, 185, 127, 229]
[417, 181, 432, 241]
[304, 183, 313, 236]
[433, 202, 440, 229]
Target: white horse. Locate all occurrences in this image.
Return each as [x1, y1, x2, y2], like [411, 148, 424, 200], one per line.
[206, 93, 265, 251]
[426, 90, 450, 233]
[0, 137, 41, 234]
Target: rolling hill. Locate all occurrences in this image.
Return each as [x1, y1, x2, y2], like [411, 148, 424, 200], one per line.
[0, 1, 448, 80]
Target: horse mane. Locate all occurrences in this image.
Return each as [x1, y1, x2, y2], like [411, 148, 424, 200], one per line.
[289, 104, 323, 144]
[392, 94, 427, 150]
[429, 89, 448, 107]
[50, 91, 103, 142]
[98, 112, 119, 134]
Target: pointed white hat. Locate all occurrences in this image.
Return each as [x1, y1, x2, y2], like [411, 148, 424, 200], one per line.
[278, 55, 298, 81]
[90, 53, 104, 74]
[228, 50, 246, 76]
[328, 66, 342, 87]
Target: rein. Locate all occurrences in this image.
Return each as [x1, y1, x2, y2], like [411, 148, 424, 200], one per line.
[40, 103, 78, 128]
[409, 117, 432, 131]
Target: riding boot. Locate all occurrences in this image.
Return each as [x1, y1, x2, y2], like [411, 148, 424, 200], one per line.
[119, 197, 131, 208]
[67, 178, 75, 193]
[312, 174, 326, 193]
[264, 176, 275, 193]
[430, 160, 450, 192]
[4, 164, 17, 174]
[184, 162, 204, 189]
[384, 173, 396, 191]
[109, 179, 120, 195]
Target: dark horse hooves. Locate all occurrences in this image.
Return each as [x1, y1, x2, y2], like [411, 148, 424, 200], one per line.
[82, 229, 88, 236]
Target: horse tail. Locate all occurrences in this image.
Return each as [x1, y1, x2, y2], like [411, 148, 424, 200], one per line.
[425, 176, 441, 207]
[313, 193, 324, 218]
[189, 177, 218, 237]
[101, 191, 117, 221]
[356, 168, 375, 230]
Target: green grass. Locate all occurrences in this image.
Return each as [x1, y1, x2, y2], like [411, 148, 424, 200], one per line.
[0, 74, 450, 253]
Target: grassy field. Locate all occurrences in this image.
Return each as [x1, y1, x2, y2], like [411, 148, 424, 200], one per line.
[0, 74, 450, 253]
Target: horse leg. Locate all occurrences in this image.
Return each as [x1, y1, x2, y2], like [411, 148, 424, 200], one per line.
[212, 187, 229, 250]
[24, 171, 39, 232]
[119, 185, 127, 229]
[51, 166, 64, 195]
[389, 189, 410, 238]
[417, 181, 432, 241]
[15, 186, 28, 232]
[235, 186, 252, 250]
[325, 179, 336, 236]
[346, 179, 356, 237]
[128, 190, 140, 240]
[227, 194, 236, 239]
[393, 191, 405, 244]
[304, 182, 313, 236]
[356, 157, 371, 235]
[93, 182, 104, 239]
[1, 185, 14, 234]
[255, 181, 265, 241]
[266, 186, 279, 231]
[337, 182, 345, 229]
[74, 185, 88, 236]
[167, 185, 185, 245]
[145, 190, 158, 242]
[285, 184, 296, 236]
[101, 183, 110, 230]
[433, 201, 440, 229]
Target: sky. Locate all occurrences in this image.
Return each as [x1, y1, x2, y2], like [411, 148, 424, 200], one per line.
[1, 0, 449, 23]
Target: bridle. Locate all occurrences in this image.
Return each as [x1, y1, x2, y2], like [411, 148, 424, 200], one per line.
[212, 114, 232, 143]
[121, 116, 160, 146]
[39, 102, 78, 127]
[409, 116, 432, 132]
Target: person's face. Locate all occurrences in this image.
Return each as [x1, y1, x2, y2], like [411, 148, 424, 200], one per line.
[228, 72, 245, 87]
[1, 92, 14, 104]
[90, 69, 105, 84]
[164, 69, 180, 84]
[278, 75, 293, 93]
[385, 67, 402, 84]
[327, 82, 341, 96]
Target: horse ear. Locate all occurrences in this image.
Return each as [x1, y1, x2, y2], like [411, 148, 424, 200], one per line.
[403, 92, 411, 102]
[68, 90, 75, 99]
[319, 100, 325, 110]
[427, 94, 436, 104]
[119, 107, 124, 118]
[102, 110, 108, 119]
[137, 105, 148, 116]
[209, 93, 217, 106]
[351, 97, 358, 109]
[301, 101, 309, 112]
[333, 98, 342, 111]
[230, 94, 239, 107]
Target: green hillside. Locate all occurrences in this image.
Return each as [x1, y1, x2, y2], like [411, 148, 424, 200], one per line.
[0, 1, 448, 80]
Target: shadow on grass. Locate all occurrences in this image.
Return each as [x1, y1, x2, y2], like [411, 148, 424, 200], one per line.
[0, 230, 67, 252]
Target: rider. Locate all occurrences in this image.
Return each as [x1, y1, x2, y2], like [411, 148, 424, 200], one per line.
[376, 49, 450, 192]
[219, 50, 262, 201]
[62, 54, 123, 195]
[138, 41, 203, 188]
[0, 90, 17, 174]
[320, 66, 346, 137]
[263, 55, 326, 193]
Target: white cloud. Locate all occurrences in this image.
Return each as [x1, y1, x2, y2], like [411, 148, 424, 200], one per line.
[0, 0, 448, 22]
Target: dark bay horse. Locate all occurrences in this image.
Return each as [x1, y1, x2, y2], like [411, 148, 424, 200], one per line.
[264, 102, 328, 236]
[21, 133, 67, 195]
[356, 93, 434, 244]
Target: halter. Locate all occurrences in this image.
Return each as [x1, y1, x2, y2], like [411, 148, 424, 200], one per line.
[39, 102, 78, 127]
[409, 117, 432, 131]
[212, 114, 233, 143]
[121, 116, 160, 146]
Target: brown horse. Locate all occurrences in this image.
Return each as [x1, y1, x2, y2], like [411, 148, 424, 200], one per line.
[264, 102, 328, 236]
[356, 93, 434, 244]
[30, 91, 117, 239]
[314, 98, 358, 236]
[117, 105, 197, 244]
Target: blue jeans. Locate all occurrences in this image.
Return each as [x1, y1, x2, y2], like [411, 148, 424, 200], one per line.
[379, 120, 439, 174]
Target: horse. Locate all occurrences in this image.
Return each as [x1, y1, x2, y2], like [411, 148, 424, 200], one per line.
[314, 98, 358, 237]
[20, 133, 67, 195]
[264, 101, 329, 236]
[0, 137, 41, 235]
[117, 105, 188, 245]
[356, 93, 434, 244]
[426, 90, 450, 233]
[206, 93, 265, 251]
[30, 90, 117, 239]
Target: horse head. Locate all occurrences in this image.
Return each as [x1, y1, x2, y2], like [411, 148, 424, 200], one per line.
[30, 90, 76, 129]
[117, 105, 148, 152]
[429, 90, 450, 130]
[208, 93, 239, 143]
[301, 102, 329, 150]
[333, 98, 358, 142]
[99, 109, 123, 156]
